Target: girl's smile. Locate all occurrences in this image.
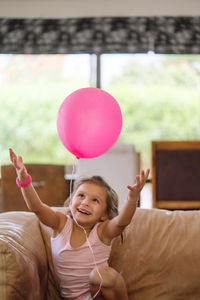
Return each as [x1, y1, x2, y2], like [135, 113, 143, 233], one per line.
[77, 208, 91, 215]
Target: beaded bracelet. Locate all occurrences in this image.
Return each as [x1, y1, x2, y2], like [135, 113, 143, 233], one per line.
[16, 174, 32, 188]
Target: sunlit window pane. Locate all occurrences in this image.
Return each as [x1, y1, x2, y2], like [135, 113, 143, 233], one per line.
[0, 54, 91, 165]
[101, 53, 200, 169]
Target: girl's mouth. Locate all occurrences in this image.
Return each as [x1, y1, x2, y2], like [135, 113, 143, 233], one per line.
[77, 208, 91, 215]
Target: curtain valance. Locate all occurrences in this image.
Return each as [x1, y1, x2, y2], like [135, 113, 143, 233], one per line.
[0, 17, 200, 54]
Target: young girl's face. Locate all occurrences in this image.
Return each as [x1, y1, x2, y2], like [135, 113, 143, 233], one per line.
[70, 182, 108, 226]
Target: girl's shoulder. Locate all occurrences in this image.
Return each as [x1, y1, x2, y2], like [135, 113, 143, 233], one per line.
[97, 220, 112, 246]
[53, 211, 69, 237]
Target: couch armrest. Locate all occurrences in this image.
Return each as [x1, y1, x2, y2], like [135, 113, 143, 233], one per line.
[0, 211, 48, 300]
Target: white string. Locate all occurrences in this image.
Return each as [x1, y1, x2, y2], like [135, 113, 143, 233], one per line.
[69, 157, 103, 299]
[70, 158, 77, 197]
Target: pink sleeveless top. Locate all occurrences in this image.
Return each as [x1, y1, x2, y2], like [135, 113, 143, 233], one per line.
[51, 215, 112, 300]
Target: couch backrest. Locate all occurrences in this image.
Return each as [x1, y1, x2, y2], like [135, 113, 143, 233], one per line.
[109, 208, 200, 300]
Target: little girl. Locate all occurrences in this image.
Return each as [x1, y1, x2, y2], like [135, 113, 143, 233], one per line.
[9, 148, 150, 300]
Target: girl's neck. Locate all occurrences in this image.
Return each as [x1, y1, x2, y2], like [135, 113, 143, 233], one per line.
[72, 218, 95, 236]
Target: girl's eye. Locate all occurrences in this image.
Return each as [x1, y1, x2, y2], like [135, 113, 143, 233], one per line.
[78, 193, 84, 198]
[93, 198, 99, 203]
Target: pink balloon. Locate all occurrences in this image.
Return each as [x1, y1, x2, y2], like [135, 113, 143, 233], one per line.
[57, 87, 123, 159]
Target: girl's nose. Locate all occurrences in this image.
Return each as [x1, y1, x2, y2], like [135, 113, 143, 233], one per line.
[82, 197, 89, 205]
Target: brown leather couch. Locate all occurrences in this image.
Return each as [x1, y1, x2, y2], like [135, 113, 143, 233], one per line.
[0, 207, 200, 300]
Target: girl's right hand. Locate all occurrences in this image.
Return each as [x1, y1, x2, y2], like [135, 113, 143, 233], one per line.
[9, 148, 28, 182]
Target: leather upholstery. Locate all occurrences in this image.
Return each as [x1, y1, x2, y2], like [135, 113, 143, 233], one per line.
[0, 208, 200, 299]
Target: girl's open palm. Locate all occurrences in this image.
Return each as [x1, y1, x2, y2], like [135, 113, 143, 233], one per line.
[9, 148, 28, 181]
[127, 169, 150, 202]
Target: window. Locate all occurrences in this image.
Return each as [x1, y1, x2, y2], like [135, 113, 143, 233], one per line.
[101, 53, 200, 170]
[101, 53, 200, 208]
[1, 53, 200, 175]
[0, 54, 91, 165]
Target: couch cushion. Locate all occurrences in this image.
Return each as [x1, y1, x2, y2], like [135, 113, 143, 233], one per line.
[109, 208, 200, 300]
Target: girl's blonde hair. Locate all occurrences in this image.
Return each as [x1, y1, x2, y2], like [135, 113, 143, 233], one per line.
[65, 175, 119, 219]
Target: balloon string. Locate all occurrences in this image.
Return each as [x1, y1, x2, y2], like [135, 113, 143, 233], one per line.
[70, 157, 103, 299]
[72, 216, 103, 299]
[70, 157, 77, 200]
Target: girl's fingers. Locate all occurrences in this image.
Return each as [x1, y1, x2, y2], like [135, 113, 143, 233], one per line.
[140, 169, 150, 184]
[19, 156, 23, 164]
[131, 169, 150, 189]
[9, 148, 15, 162]
[127, 169, 150, 191]
[13, 157, 20, 170]
[127, 184, 135, 191]
[140, 170, 145, 184]
[141, 169, 150, 184]
[145, 169, 150, 182]
[13, 156, 23, 170]
[136, 175, 140, 184]
[9, 149, 19, 168]
[19, 166, 26, 175]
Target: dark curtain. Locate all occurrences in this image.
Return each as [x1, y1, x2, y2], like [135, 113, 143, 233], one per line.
[0, 17, 200, 54]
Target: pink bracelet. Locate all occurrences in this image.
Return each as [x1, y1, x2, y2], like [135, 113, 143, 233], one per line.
[127, 198, 139, 205]
[16, 174, 32, 188]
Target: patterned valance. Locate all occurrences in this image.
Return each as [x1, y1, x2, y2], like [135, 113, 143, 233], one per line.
[0, 17, 200, 54]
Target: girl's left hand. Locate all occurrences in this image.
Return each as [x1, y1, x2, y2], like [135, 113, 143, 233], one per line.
[127, 169, 150, 202]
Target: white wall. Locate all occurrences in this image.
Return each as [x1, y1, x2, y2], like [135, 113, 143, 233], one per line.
[1, 0, 200, 18]
[75, 143, 139, 209]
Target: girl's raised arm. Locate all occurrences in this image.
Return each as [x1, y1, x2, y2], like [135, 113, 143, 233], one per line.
[9, 148, 65, 230]
[102, 169, 150, 241]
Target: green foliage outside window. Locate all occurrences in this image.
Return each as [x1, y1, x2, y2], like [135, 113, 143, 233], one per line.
[0, 54, 90, 166]
[105, 54, 200, 168]
[0, 54, 200, 170]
